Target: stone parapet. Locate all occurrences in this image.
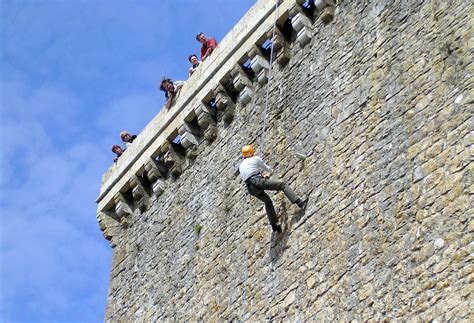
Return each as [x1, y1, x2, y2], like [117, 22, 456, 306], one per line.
[98, 0, 473, 321]
[96, 0, 337, 244]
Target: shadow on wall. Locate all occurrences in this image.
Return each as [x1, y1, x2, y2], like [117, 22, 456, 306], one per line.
[269, 182, 312, 263]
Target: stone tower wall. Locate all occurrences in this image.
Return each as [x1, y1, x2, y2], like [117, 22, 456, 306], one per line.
[97, 0, 473, 321]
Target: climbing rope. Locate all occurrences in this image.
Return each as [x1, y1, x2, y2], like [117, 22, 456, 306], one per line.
[257, 0, 281, 314]
[259, 0, 280, 158]
[259, 0, 309, 162]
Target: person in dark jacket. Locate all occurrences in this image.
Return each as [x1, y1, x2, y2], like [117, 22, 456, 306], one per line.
[188, 54, 201, 76]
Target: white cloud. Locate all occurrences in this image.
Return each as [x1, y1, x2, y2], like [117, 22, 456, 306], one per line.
[0, 79, 111, 321]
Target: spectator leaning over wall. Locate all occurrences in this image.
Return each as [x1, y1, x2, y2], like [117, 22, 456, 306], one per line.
[238, 145, 308, 233]
[159, 78, 185, 111]
[112, 145, 125, 163]
[196, 32, 218, 61]
[188, 54, 201, 76]
[120, 131, 137, 148]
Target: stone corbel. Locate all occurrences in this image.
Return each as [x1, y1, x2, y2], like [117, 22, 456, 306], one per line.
[249, 50, 271, 85]
[97, 211, 121, 248]
[185, 145, 199, 160]
[314, 0, 336, 10]
[129, 175, 149, 213]
[178, 123, 201, 149]
[213, 88, 236, 124]
[162, 143, 184, 179]
[314, 0, 336, 23]
[214, 89, 235, 112]
[248, 47, 270, 74]
[196, 104, 216, 131]
[144, 157, 166, 183]
[231, 66, 252, 92]
[152, 179, 166, 197]
[203, 124, 218, 143]
[179, 131, 200, 149]
[238, 86, 253, 106]
[114, 192, 132, 228]
[144, 158, 167, 197]
[290, 11, 313, 47]
[268, 29, 291, 67]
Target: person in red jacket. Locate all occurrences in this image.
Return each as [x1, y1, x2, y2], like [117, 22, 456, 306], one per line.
[196, 32, 218, 61]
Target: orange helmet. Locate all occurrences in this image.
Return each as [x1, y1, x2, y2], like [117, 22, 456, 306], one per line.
[241, 145, 254, 158]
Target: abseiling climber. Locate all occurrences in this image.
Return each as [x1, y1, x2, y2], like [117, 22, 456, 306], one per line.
[238, 145, 308, 233]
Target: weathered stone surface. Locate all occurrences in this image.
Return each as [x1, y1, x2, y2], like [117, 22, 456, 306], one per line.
[101, 0, 473, 321]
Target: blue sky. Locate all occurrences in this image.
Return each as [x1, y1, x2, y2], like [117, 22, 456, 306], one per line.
[0, 0, 254, 321]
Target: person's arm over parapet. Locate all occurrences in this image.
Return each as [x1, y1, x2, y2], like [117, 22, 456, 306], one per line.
[159, 78, 185, 111]
[196, 32, 218, 61]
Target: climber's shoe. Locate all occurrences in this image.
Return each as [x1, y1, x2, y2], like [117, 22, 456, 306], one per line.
[271, 224, 282, 233]
[296, 198, 308, 209]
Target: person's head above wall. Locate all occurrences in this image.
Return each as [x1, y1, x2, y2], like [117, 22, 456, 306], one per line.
[195, 32, 206, 44]
[159, 78, 174, 92]
[188, 54, 199, 65]
[120, 131, 132, 142]
[111, 145, 123, 155]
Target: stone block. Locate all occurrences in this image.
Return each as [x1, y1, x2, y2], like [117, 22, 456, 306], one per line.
[152, 179, 166, 197]
[222, 104, 236, 124]
[238, 87, 253, 105]
[276, 47, 291, 67]
[295, 27, 312, 47]
[196, 106, 216, 131]
[214, 91, 234, 111]
[315, 0, 337, 11]
[250, 54, 270, 74]
[257, 69, 269, 85]
[114, 192, 132, 219]
[290, 12, 311, 33]
[320, 6, 335, 24]
[232, 71, 251, 92]
[144, 158, 165, 182]
[130, 175, 148, 202]
[178, 122, 201, 137]
[185, 145, 199, 160]
[204, 124, 218, 142]
[180, 131, 200, 149]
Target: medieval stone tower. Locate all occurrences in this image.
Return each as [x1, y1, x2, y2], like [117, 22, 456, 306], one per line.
[96, 0, 473, 321]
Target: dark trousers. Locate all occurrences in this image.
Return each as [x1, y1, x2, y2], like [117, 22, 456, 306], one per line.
[247, 177, 299, 226]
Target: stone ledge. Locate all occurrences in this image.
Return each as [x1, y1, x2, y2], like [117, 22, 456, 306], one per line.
[96, 0, 339, 237]
[97, 0, 285, 207]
